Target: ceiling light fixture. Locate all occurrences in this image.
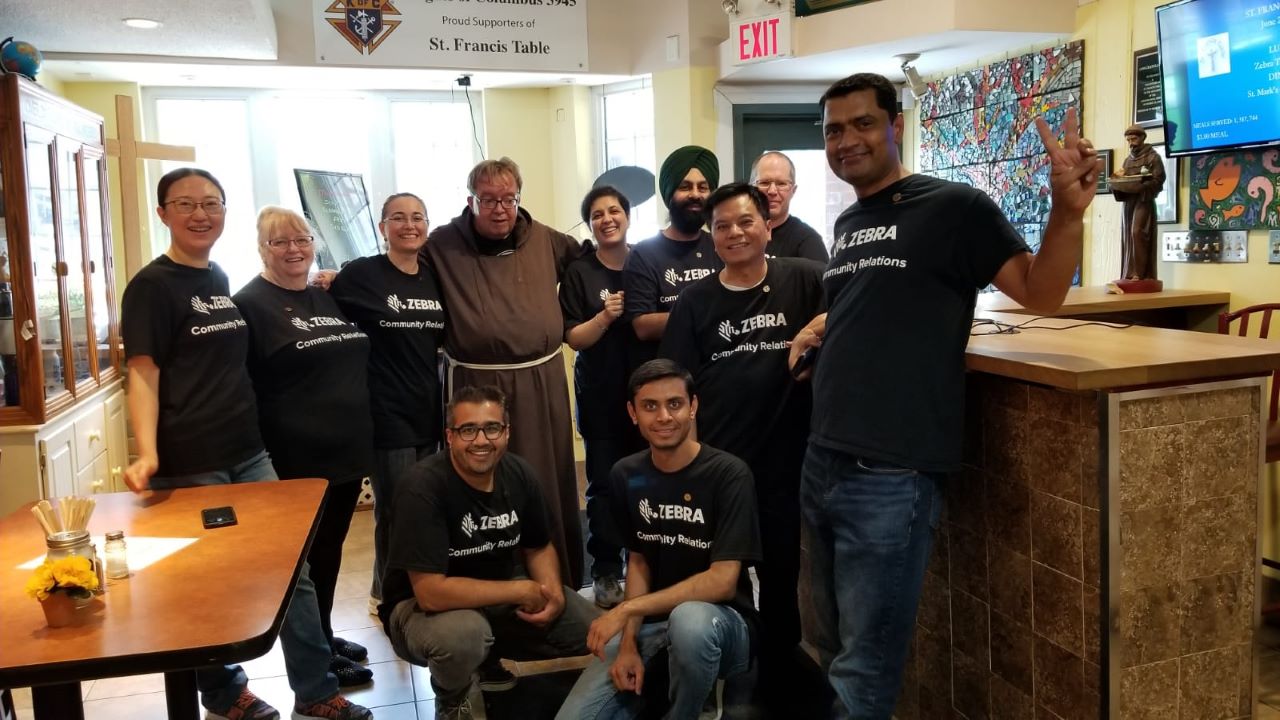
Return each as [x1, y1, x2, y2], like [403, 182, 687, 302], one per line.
[895, 53, 928, 100]
[122, 18, 163, 30]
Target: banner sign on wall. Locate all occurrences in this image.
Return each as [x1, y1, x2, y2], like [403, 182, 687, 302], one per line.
[312, 0, 589, 73]
[795, 0, 880, 17]
[729, 12, 792, 66]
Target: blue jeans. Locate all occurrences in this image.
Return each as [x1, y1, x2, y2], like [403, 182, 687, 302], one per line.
[800, 444, 945, 720]
[154, 450, 339, 710]
[370, 444, 435, 600]
[555, 602, 751, 720]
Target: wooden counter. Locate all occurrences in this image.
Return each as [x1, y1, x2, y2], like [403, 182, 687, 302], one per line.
[976, 287, 1230, 330]
[890, 315, 1278, 719]
[965, 310, 1280, 390]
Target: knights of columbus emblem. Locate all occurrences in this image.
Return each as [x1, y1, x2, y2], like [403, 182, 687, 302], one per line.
[323, 0, 402, 55]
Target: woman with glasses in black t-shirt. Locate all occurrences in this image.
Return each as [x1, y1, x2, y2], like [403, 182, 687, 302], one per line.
[233, 206, 377, 687]
[119, 168, 370, 720]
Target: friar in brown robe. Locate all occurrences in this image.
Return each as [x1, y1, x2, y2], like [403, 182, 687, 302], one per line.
[425, 157, 587, 588]
[1111, 124, 1166, 280]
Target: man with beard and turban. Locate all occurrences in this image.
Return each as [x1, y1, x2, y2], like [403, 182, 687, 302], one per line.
[424, 157, 587, 597]
[1110, 124, 1165, 281]
[622, 145, 723, 364]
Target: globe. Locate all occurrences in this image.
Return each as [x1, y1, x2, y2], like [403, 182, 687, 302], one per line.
[1, 37, 42, 80]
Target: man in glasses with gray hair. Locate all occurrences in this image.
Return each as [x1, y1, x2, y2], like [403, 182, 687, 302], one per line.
[381, 385, 599, 720]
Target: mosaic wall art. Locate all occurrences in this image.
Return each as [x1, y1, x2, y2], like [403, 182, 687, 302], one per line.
[1188, 149, 1280, 230]
[919, 41, 1084, 256]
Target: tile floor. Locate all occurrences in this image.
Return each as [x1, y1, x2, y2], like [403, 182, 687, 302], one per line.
[13, 509, 1280, 719]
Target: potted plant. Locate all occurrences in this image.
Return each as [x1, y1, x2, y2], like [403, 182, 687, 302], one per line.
[24, 555, 99, 627]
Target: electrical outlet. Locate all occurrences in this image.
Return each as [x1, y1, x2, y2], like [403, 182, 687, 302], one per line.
[1270, 231, 1280, 264]
[1162, 231, 1189, 262]
[1217, 231, 1248, 262]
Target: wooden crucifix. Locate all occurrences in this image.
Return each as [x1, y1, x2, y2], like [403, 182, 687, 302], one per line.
[103, 94, 195, 278]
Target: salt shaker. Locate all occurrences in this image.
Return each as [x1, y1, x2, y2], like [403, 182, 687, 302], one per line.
[104, 530, 129, 579]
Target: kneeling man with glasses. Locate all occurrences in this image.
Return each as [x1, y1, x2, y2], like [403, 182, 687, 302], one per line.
[380, 385, 600, 720]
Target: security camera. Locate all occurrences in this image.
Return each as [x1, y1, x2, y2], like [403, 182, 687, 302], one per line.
[722, 0, 739, 14]
[895, 53, 928, 100]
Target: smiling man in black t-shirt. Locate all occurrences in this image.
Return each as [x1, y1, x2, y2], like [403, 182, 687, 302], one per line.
[660, 182, 825, 710]
[381, 386, 599, 719]
[555, 360, 761, 720]
[787, 73, 1098, 718]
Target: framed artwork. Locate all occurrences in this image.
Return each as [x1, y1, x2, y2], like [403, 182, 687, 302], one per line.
[1152, 143, 1180, 224]
[1096, 149, 1113, 195]
[1133, 47, 1163, 128]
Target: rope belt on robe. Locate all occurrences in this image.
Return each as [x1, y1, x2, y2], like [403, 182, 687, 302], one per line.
[443, 347, 564, 397]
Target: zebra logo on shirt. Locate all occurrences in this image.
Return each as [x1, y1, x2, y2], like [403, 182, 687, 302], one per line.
[599, 289, 610, 302]
[718, 320, 737, 342]
[460, 513, 479, 538]
[386, 294, 407, 313]
[291, 317, 311, 332]
[638, 498, 658, 525]
[190, 295, 234, 316]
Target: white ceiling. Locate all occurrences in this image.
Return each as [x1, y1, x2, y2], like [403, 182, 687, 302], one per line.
[16, 0, 1069, 91]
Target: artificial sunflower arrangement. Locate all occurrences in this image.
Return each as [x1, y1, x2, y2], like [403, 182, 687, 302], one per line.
[25, 555, 99, 602]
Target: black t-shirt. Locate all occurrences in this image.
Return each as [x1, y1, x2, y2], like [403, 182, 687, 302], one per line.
[659, 259, 825, 468]
[120, 256, 262, 477]
[609, 445, 761, 626]
[559, 252, 636, 437]
[812, 174, 1028, 472]
[380, 451, 552, 625]
[768, 216, 829, 263]
[330, 255, 446, 449]
[233, 276, 375, 484]
[622, 231, 722, 364]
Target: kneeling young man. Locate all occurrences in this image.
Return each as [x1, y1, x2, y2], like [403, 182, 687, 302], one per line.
[556, 359, 761, 720]
[380, 385, 600, 720]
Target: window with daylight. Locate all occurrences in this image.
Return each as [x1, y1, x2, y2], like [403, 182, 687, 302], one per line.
[146, 89, 484, 292]
[601, 82, 658, 242]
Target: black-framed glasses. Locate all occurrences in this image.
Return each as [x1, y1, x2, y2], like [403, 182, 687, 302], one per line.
[472, 195, 520, 210]
[266, 235, 314, 250]
[165, 198, 226, 215]
[450, 422, 509, 441]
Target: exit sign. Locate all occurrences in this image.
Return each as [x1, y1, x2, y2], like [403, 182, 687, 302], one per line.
[731, 12, 792, 66]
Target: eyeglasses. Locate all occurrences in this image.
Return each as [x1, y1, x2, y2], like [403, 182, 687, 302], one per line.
[472, 195, 520, 210]
[165, 198, 226, 215]
[754, 180, 794, 192]
[266, 235, 314, 250]
[385, 213, 427, 224]
[450, 422, 509, 441]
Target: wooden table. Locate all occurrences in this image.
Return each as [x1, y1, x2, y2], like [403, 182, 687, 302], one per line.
[975, 286, 1230, 330]
[0, 479, 326, 720]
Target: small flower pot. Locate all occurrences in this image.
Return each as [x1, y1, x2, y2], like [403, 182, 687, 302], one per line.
[40, 592, 79, 628]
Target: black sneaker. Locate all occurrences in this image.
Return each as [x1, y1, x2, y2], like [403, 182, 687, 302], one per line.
[477, 655, 517, 692]
[331, 636, 369, 663]
[206, 688, 280, 720]
[329, 655, 374, 687]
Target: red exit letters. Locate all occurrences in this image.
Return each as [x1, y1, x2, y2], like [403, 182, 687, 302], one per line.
[738, 17, 781, 61]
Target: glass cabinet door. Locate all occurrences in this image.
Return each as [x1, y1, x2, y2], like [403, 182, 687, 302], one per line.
[0, 150, 17, 409]
[24, 129, 64, 400]
[82, 152, 113, 379]
[58, 144, 91, 390]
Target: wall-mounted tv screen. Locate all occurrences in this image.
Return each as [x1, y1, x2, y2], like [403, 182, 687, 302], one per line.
[1157, 0, 1280, 156]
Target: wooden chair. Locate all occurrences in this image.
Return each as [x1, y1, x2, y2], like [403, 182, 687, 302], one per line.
[1218, 303, 1280, 465]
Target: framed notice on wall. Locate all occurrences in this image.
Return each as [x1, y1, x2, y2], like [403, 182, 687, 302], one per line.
[1133, 47, 1163, 128]
[294, 169, 380, 270]
[796, 0, 880, 16]
[1096, 149, 1114, 195]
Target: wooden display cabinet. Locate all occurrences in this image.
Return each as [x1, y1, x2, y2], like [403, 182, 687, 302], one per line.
[0, 74, 125, 514]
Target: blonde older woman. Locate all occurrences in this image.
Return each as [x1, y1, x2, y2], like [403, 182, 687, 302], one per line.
[233, 206, 376, 687]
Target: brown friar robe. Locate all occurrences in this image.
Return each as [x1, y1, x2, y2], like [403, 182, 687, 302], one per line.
[425, 207, 586, 588]
[1111, 143, 1166, 281]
